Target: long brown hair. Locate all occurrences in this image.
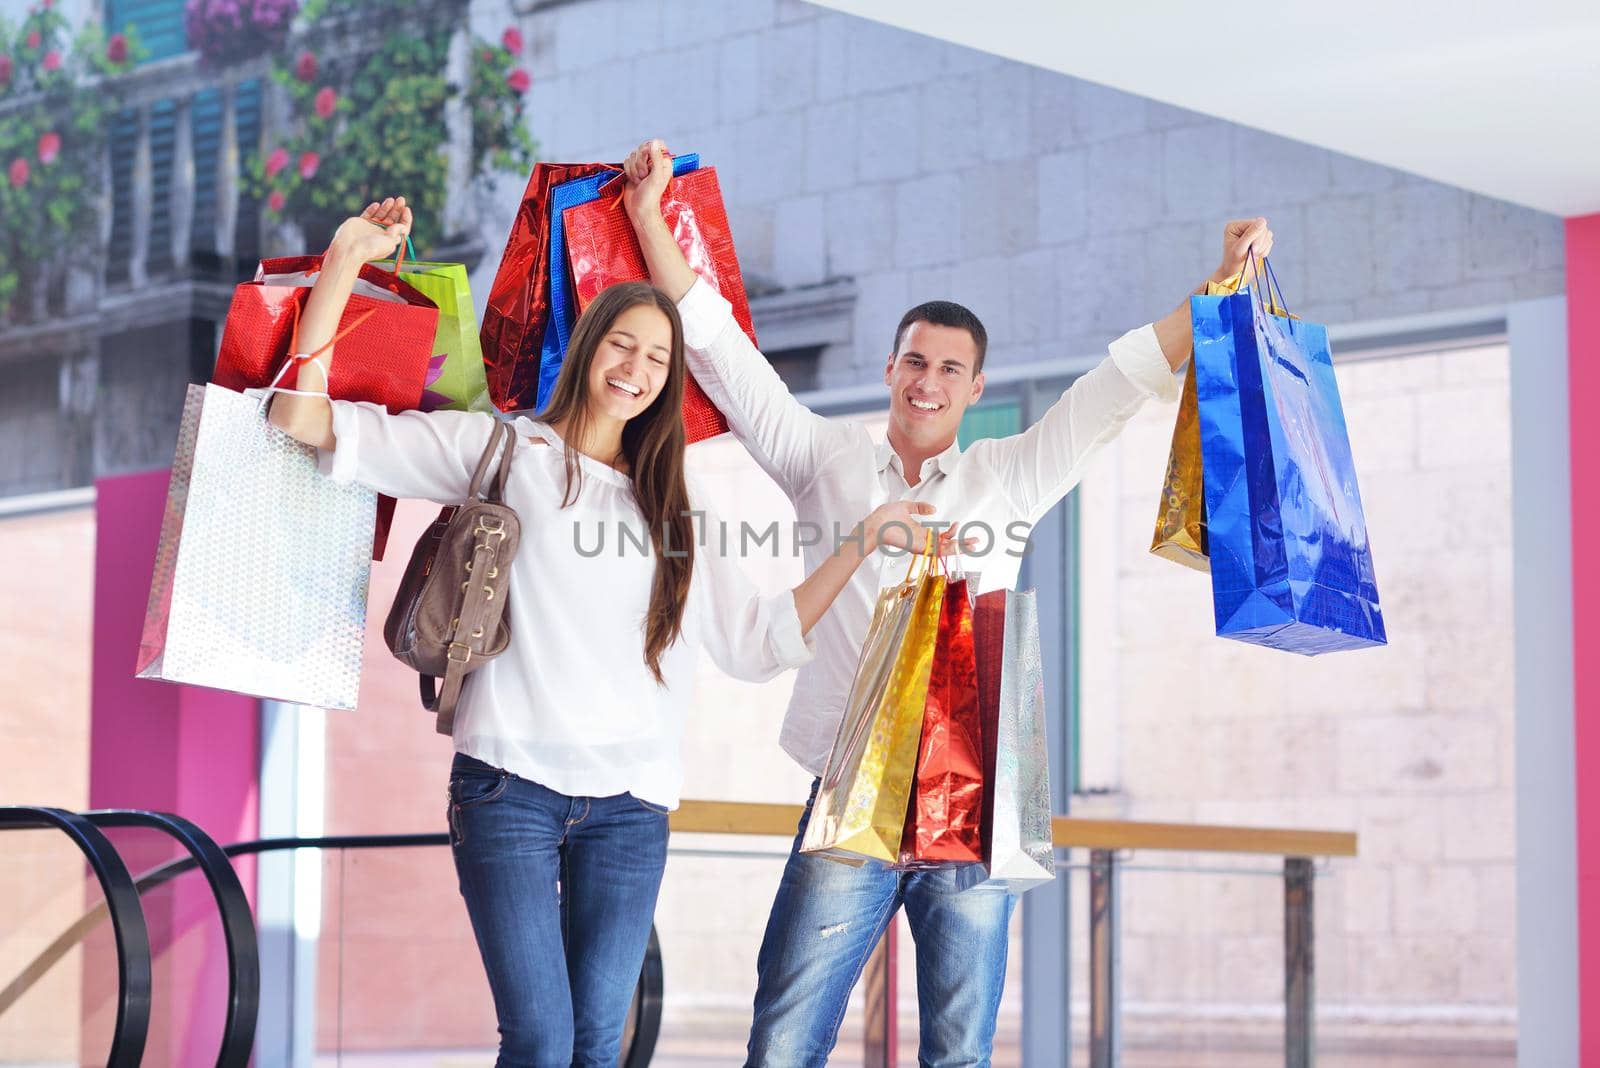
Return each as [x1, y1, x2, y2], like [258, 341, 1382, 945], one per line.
[537, 281, 693, 685]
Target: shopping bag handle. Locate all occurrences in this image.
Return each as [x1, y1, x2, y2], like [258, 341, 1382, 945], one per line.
[258, 300, 379, 410]
[1243, 247, 1292, 319]
[356, 217, 415, 275]
[815, 529, 944, 792]
[904, 528, 946, 586]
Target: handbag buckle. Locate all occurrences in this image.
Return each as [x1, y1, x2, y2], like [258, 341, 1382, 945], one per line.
[447, 642, 473, 664]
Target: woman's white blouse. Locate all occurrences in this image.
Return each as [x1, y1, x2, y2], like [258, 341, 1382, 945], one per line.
[320, 403, 813, 808]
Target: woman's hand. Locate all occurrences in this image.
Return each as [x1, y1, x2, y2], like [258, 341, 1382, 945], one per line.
[328, 197, 412, 264]
[864, 500, 967, 556]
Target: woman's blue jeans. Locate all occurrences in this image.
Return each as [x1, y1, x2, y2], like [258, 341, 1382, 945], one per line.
[448, 753, 669, 1068]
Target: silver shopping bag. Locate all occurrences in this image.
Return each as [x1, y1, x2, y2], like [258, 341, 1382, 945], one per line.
[957, 589, 1056, 894]
[135, 383, 377, 710]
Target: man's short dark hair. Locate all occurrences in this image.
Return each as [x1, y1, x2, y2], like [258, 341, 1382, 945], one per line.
[892, 300, 988, 374]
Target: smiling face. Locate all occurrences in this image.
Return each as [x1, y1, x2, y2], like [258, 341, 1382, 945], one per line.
[883, 320, 986, 450]
[584, 301, 675, 423]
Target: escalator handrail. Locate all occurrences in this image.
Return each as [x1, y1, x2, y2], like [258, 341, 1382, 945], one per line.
[2, 826, 662, 1066]
[0, 806, 152, 1068]
[82, 809, 260, 1068]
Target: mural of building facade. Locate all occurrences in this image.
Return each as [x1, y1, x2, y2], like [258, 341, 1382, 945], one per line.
[0, 0, 1554, 1061]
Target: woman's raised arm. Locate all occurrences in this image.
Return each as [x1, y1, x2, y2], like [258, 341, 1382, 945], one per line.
[268, 197, 412, 449]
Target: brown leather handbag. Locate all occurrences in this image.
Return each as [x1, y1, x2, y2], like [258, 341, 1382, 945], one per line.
[384, 420, 521, 735]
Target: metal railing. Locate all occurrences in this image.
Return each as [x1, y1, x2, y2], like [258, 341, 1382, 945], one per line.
[663, 800, 1358, 1068]
[2, 800, 1353, 1066]
[0, 807, 154, 1068]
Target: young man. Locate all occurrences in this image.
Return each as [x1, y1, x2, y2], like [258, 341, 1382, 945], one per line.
[621, 139, 1273, 1066]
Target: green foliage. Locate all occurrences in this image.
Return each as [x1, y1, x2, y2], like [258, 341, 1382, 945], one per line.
[0, 4, 144, 314]
[249, 4, 537, 252]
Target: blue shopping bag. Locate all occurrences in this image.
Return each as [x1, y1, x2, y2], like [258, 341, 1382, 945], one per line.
[1192, 261, 1386, 654]
[536, 153, 700, 410]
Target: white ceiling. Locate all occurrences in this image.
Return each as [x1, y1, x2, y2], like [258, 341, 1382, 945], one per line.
[808, 1, 1600, 217]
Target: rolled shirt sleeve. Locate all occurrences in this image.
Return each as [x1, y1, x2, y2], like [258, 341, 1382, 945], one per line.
[1111, 323, 1183, 404]
[316, 401, 500, 504]
[677, 274, 738, 352]
[675, 278, 845, 498]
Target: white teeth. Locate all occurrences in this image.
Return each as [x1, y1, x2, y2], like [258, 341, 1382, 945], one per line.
[607, 377, 642, 397]
[910, 398, 941, 411]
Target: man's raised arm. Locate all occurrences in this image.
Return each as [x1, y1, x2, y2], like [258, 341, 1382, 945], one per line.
[992, 217, 1275, 518]
[622, 139, 838, 497]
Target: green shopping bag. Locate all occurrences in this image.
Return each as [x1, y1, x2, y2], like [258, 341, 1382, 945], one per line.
[371, 244, 489, 412]
[395, 256, 492, 412]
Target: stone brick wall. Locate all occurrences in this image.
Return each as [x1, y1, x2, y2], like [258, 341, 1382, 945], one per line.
[477, 0, 1563, 391]
[1074, 344, 1515, 1038]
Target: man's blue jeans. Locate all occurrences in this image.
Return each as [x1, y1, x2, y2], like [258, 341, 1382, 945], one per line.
[746, 780, 1016, 1067]
[448, 753, 669, 1068]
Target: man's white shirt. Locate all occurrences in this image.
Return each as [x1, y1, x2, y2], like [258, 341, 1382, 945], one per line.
[677, 279, 1181, 775]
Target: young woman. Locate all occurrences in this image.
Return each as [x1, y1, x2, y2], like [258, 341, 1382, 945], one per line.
[268, 198, 955, 1067]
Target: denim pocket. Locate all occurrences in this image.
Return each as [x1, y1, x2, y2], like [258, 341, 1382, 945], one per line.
[452, 769, 510, 810]
[630, 793, 670, 816]
[448, 769, 509, 849]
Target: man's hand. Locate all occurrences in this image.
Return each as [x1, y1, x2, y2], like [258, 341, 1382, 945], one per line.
[620, 139, 698, 301]
[1210, 216, 1274, 286]
[1153, 216, 1276, 374]
[622, 139, 672, 225]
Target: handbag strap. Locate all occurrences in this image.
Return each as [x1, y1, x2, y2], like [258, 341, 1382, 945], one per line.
[490, 421, 516, 502]
[464, 422, 505, 502]
[429, 514, 511, 734]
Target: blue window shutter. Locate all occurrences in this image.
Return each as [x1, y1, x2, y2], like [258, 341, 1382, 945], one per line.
[105, 0, 264, 278]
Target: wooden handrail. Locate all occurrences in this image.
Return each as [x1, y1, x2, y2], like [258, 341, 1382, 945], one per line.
[669, 800, 1357, 858]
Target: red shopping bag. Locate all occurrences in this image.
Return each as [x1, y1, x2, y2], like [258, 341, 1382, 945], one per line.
[898, 576, 985, 866]
[972, 589, 1006, 859]
[480, 162, 613, 412]
[213, 255, 438, 411]
[562, 168, 748, 444]
[212, 255, 439, 559]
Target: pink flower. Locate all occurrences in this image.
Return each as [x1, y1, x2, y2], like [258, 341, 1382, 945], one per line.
[314, 86, 337, 120]
[264, 146, 290, 179]
[266, 190, 285, 213]
[506, 68, 530, 93]
[107, 33, 128, 64]
[481, 48, 493, 63]
[25, 31, 40, 50]
[42, 50, 60, 73]
[36, 131, 60, 165]
[0, 56, 11, 85]
[501, 26, 523, 55]
[298, 151, 319, 180]
[9, 158, 29, 187]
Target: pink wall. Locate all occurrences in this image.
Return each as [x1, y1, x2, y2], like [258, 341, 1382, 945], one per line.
[1569, 214, 1600, 1063]
[90, 468, 260, 1066]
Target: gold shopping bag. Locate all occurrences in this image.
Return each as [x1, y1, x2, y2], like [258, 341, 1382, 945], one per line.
[1150, 356, 1209, 570]
[1151, 274, 1286, 571]
[803, 542, 946, 864]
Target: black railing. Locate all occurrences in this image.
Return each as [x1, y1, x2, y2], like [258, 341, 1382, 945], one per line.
[0, 817, 663, 1067]
[83, 809, 260, 1065]
[0, 807, 154, 1068]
